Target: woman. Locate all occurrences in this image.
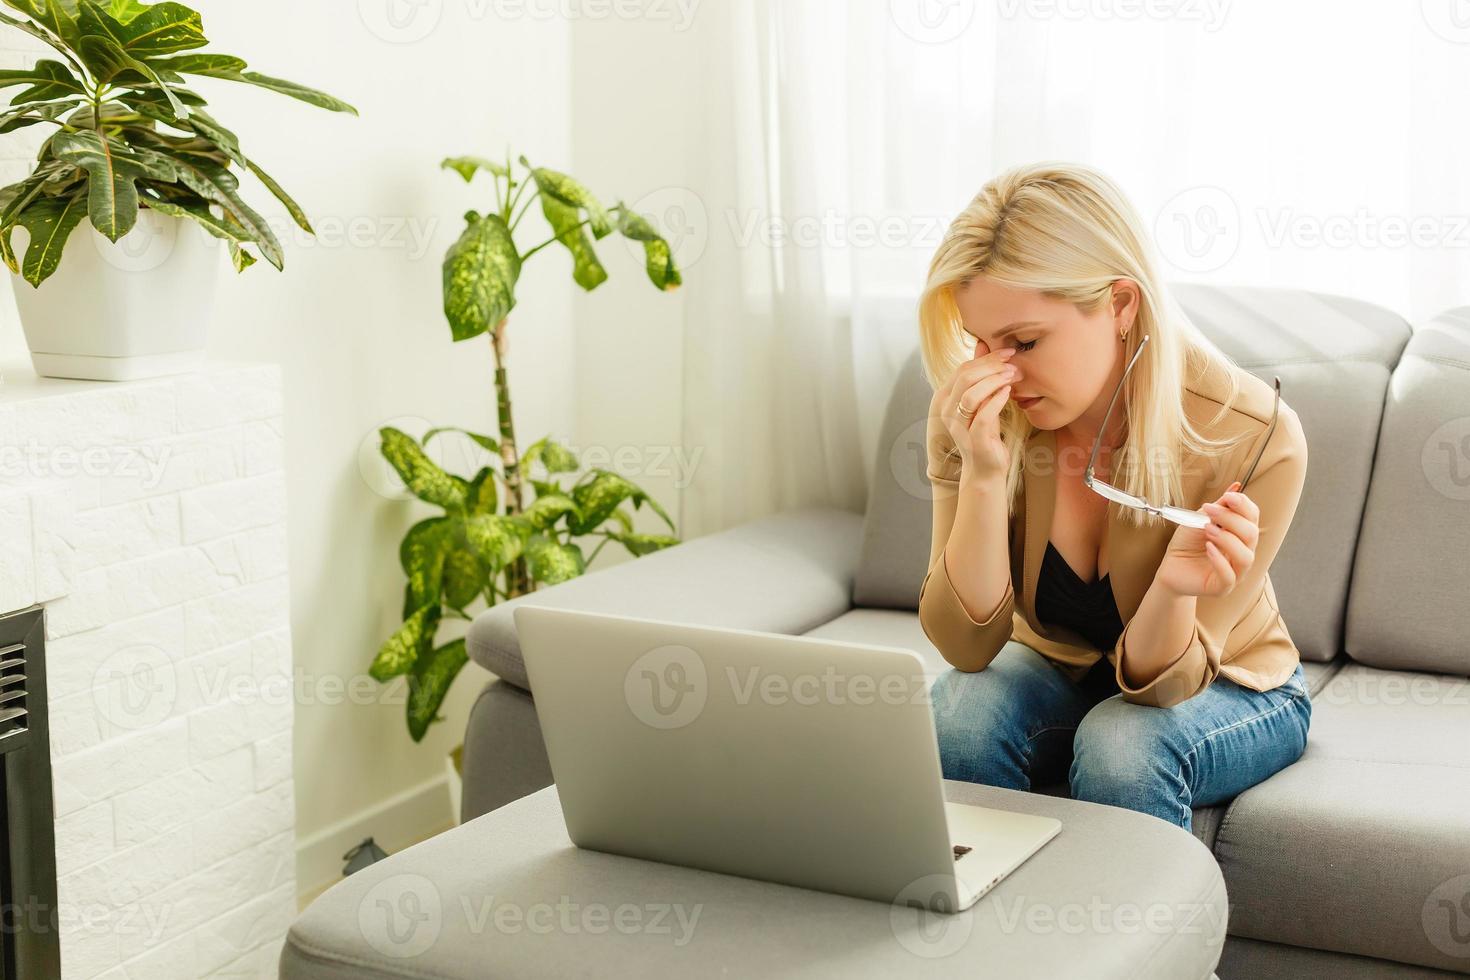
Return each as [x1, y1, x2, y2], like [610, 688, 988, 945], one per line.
[916, 162, 1312, 830]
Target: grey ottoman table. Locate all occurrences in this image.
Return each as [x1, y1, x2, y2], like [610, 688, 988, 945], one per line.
[280, 780, 1227, 979]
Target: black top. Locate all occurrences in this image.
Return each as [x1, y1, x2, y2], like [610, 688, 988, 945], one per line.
[1035, 540, 1125, 652]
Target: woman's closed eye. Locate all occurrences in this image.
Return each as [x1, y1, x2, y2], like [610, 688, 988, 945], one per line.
[1013, 338, 1038, 353]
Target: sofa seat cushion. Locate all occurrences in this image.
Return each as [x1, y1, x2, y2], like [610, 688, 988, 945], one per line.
[1210, 662, 1470, 972]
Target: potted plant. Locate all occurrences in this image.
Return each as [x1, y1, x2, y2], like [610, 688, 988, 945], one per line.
[0, 0, 356, 381]
[371, 152, 683, 818]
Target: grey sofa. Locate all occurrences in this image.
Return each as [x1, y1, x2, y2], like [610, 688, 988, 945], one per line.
[460, 284, 1470, 978]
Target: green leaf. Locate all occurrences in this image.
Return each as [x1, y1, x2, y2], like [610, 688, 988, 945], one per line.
[0, 98, 83, 135]
[0, 10, 80, 65]
[399, 516, 452, 617]
[538, 191, 607, 291]
[605, 529, 681, 557]
[463, 513, 529, 568]
[568, 470, 638, 535]
[464, 466, 498, 515]
[441, 155, 507, 183]
[205, 69, 358, 115]
[615, 205, 682, 291]
[77, 0, 205, 57]
[442, 210, 520, 342]
[12, 191, 86, 286]
[49, 130, 157, 240]
[525, 535, 586, 585]
[523, 492, 577, 530]
[569, 469, 676, 535]
[140, 194, 248, 248]
[441, 548, 484, 610]
[167, 153, 284, 268]
[0, 58, 84, 99]
[423, 425, 500, 455]
[370, 604, 440, 682]
[146, 52, 246, 74]
[244, 156, 311, 233]
[75, 31, 187, 118]
[522, 158, 611, 237]
[522, 436, 579, 474]
[379, 427, 468, 511]
[405, 638, 468, 742]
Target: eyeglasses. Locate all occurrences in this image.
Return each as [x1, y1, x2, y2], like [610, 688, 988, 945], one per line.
[1083, 332, 1281, 529]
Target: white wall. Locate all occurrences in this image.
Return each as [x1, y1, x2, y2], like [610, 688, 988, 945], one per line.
[0, 1, 578, 895]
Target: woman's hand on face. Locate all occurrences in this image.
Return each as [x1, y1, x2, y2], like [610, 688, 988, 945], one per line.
[926, 338, 1019, 485]
[1155, 482, 1260, 599]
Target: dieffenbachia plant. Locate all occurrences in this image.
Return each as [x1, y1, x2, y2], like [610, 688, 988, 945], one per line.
[369, 152, 683, 742]
[0, 0, 357, 286]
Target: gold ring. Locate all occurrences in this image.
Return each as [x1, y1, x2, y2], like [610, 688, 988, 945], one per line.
[957, 402, 976, 421]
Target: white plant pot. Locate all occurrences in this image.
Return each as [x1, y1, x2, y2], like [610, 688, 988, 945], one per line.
[9, 208, 222, 381]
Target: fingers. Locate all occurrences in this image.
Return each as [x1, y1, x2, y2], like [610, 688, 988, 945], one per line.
[1201, 500, 1258, 548]
[1204, 520, 1253, 571]
[1215, 483, 1260, 523]
[1203, 540, 1237, 591]
[956, 368, 1016, 421]
[948, 345, 1016, 394]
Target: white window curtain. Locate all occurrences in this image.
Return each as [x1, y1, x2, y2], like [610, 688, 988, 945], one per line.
[675, 0, 1470, 538]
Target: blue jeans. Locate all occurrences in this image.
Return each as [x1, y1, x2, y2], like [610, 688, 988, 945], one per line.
[929, 640, 1313, 829]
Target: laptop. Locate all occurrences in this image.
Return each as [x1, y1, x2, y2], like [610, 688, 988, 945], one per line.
[514, 604, 1062, 913]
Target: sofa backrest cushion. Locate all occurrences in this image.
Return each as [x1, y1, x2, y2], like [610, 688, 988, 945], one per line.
[854, 283, 1410, 666]
[1344, 308, 1470, 675]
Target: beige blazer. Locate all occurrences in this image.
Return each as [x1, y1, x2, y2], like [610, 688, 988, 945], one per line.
[918, 360, 1309, 709]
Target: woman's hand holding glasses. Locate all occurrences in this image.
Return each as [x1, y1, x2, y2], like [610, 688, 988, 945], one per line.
[1155, 480, 1261, 599]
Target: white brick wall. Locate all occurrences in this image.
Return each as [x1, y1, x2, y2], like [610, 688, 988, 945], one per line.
[0, 362, 295, 980]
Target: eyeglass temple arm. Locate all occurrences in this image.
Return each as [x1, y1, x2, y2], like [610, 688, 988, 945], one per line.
[1086, 333, 1151, 485]
[1236, 375, 1281, 493]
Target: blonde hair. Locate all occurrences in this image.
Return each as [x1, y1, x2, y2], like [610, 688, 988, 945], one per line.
[918, 161, 1250, 528]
